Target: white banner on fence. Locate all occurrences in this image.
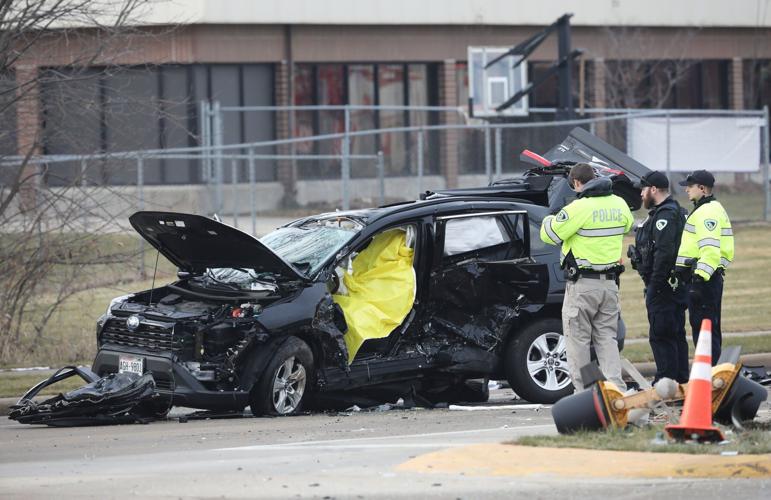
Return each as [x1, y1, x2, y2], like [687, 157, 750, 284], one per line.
[627, 116, 763, 173]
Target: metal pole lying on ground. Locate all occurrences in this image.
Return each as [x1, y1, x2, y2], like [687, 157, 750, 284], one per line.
[248, 147, 256, 236]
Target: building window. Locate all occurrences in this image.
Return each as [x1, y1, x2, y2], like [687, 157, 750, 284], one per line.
[603, 60, 728, 109]
[744, 60, 771, 160]
[41, 64, 275, 185]
[744, 59, 771, 109]
[293, 63, 439, 179]
[348, 64, 376, 165]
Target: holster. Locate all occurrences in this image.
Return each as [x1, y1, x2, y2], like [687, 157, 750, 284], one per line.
[561, 252, 579, 282]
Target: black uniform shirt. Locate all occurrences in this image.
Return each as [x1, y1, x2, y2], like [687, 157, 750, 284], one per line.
[634, 196, 686, 288]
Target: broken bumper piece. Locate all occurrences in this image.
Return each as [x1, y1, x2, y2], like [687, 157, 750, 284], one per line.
[9, 366, 159, 426]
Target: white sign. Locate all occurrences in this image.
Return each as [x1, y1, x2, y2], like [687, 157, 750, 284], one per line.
[627, 116, 763, 173]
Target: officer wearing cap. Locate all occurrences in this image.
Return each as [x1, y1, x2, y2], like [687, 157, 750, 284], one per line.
[540, 163, 632, 393]
[675, 170, 734, 363]
[629, 171, 689, 383]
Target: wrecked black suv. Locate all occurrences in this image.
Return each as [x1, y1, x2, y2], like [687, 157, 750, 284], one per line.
[93, 128, 649, 416]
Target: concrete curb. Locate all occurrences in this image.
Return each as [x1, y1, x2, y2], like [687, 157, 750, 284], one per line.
[2, 353, 769, 418]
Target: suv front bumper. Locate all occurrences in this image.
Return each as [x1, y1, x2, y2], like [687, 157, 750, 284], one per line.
[93, 348, 249, 410]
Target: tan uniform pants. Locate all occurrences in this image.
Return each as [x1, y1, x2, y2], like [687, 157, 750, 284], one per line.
[563, 276, 626, 392]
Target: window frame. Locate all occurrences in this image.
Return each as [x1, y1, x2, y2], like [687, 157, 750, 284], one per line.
[433, 210, 530, 268]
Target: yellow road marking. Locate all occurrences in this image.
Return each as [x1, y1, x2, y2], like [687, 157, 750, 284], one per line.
[396, 444, 771, 479]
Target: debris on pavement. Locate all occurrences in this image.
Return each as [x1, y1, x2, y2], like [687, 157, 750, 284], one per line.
[552, 347, 768, 437]
[449, 404, 546, 411]
[9, 367, 159, 426]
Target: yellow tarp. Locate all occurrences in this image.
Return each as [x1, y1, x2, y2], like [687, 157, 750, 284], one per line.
[333, 229, 415, 364]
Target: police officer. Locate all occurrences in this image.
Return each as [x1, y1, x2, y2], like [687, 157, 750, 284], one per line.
[540, 163, 633, 392]
[675, 170, 734, 363]
[630, 171, 689, 383]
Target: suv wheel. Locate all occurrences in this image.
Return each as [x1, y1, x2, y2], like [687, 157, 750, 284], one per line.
[250, 337, 313, 416]
[505, 319, 574, 403]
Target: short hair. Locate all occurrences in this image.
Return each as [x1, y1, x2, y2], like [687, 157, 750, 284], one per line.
[569, 163, 596, 185]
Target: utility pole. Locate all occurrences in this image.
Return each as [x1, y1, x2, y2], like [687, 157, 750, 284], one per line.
[556, 14, 573, 120]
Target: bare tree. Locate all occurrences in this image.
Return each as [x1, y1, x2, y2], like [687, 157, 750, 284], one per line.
[600, 26, 698, 109]
[591, 26, 698, 148]
[0, 1, 172, 364]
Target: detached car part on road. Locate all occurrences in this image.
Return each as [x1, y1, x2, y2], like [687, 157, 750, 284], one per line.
[91, 128, 649, 417]
[9, 367, 158, 426]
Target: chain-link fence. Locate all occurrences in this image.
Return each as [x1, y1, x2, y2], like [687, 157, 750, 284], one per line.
[200, 103, 770, 221]
[2, 104, 769, 280]
[4, 105, 769, 220]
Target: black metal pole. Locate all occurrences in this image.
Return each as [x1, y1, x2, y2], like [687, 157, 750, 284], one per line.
[557, 15, 573, 120]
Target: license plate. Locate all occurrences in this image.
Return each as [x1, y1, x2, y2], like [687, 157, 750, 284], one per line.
[118, 355, 144, 375]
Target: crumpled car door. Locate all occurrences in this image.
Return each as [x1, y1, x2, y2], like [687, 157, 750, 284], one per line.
[427, 210, 548, 351]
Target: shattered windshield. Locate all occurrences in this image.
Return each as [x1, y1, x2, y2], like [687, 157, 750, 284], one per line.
[260, 217, 363, 276]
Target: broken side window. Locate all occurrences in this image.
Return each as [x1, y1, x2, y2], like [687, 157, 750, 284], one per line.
[442, 215, 510, 256]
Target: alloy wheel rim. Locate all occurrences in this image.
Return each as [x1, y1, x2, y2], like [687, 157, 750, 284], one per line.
[271, 356, 307, 414]
[526, 332, 571, 391]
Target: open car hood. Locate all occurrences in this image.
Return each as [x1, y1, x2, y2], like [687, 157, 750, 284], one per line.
[129, 211, 306, 280]
[542, 127, 651, 184]
[423, 128, 650, 211]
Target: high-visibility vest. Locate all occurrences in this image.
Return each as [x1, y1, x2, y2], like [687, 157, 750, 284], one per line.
[676, 198, 734, 280]
[540, 193, 634, 271]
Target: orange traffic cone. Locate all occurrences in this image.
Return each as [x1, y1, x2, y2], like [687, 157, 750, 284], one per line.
[665, 319, 724, 442]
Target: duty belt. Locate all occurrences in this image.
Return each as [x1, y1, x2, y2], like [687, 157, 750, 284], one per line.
[577, 271, 617, 280]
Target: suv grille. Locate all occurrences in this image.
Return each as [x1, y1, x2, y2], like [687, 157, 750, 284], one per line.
[101, 318, 181, 353]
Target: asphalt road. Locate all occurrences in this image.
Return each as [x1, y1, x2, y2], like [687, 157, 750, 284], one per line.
[1, 388, 769, 499]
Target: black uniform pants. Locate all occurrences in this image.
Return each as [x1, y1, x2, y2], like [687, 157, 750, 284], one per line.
[646, 284, 690, 383]
[688, 272, 723, 364]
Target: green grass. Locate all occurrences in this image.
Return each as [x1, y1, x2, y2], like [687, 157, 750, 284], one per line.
[621, 334, 771, 363]
[513, 423, 771, 454]
[687, 191, 767, 223]
[620, 224, 771, 339]
[0, 370, 87, 398]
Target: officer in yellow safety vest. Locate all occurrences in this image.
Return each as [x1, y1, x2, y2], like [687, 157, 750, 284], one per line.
[540, 163, 633, 393]
[675, 170, 734, 364]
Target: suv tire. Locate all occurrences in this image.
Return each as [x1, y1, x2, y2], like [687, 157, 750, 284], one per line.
[505, 319, 574, 403]
[250, 337, 314, 416]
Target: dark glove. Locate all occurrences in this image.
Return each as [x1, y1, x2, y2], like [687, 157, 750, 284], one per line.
[689, 275, 709, 307]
